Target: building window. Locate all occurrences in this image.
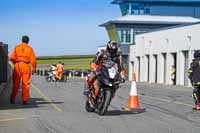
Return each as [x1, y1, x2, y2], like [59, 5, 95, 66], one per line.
[145, 8, 150, 14]
[131, 8, 145, 15]
[133, 9, 139, 14]
[130, 4, 149, 15]
[126, 30, 131, 43]
[139, 9, 144, 14]
[119, 29, 131, 44]
[121, 30, 126, 42]
[133, 32, 135, 44]
[120, 3, 129, 16]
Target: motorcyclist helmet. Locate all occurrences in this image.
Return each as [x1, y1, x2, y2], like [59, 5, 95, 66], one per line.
[194, 50, 200, 58]
[106, 41, 118, 56]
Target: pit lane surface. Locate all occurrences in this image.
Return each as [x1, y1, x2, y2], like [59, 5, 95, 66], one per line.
[0, 76, 200, 133]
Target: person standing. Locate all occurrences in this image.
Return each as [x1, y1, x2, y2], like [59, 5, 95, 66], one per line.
[171, 65, 176, 85]
[56, 61, 64, 80]
[188, 50, 200, 110]
[10, 35, 36, 105]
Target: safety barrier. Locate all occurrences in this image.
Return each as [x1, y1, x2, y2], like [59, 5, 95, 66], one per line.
[0, 42, 8, 94]
[0, 42, 8, 83]
[35, 69, 88, 78]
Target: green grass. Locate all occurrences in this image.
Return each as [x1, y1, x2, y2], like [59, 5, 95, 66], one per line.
[37, 58, 93, 65]
[37, 55, 94, 60]
[37, 56, 93, 70]
[63, 63, 89, 70]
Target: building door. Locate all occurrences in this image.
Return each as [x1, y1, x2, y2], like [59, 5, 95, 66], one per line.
[171, 53, 177, 85]
[131, 61, 134, 77]
[146, 55, 150, 82]
[183, 51, 189, 86]
[162, 53, 167, 84]
[153, 55, 158, 83]
[137, 57, 140, 82]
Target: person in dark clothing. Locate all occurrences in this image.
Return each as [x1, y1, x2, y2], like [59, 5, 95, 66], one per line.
[188, 50, 200, 110]
[83, 41, 126, 96]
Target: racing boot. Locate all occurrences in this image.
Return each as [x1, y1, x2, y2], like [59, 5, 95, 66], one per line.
[196, 102, 200, 110]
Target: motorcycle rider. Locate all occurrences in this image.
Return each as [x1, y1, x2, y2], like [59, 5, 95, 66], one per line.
[188, 50, 200, 110]
[49, 64, 57, 81]
[84, 41, 126, 96]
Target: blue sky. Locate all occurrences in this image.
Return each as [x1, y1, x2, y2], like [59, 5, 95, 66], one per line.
[0, 0, 120, 56]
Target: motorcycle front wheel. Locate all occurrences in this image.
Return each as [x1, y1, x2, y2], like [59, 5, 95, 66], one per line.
[98, 89, 112, 116]
[85, 100, 95, 112]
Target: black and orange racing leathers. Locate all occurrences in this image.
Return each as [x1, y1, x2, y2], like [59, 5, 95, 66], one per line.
[86, 49, 126, 97]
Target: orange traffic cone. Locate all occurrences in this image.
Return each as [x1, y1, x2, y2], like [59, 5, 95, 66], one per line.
[125, 73, 139, 111]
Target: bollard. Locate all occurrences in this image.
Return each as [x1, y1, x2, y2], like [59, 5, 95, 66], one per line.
[44, 70, 48, 76]
[40, 70, 43, 76]
[36, 70, 39, 75]
[42, 70, 44, 76]
[69, 72, 72, 78]
[81, 72, 84, 78]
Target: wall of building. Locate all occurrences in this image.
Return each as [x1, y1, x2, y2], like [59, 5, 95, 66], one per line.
[129, 23, 200, 86]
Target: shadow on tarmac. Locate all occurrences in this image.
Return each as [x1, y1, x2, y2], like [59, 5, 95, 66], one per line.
[105, 108, 146, 116]
[0, 81, 64, 110]
[0, 97, 64, 110]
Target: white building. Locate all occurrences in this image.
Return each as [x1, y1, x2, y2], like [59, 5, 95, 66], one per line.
[129, 22, 200, 86]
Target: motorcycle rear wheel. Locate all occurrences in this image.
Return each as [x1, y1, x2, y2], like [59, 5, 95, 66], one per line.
[98, 90, 112, 116]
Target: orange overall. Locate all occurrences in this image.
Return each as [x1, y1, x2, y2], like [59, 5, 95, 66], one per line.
[10, 43, 36, 102]
[56, 63, 63, 80]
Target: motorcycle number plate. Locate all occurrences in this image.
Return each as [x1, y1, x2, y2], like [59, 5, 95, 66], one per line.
[108, 68, 116, 79]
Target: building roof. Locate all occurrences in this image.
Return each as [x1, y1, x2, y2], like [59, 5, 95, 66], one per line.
[100, 15, 200, 27]
[111, 0, 200, 4]
[137, 21, 200, 35]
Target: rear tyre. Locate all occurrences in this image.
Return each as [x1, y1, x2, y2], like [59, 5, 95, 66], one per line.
[99, 90, 112, 116]
[85, 100, 95, 112]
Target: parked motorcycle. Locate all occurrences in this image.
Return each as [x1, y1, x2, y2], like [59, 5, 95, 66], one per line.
[46, 71, 67, 82]
[46, 71, 56, 82]
[85, 60, 124, 115]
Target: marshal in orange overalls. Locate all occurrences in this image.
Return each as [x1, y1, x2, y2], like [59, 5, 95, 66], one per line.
[10, 42, 36, 103]
[56, 63, 64, 80]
